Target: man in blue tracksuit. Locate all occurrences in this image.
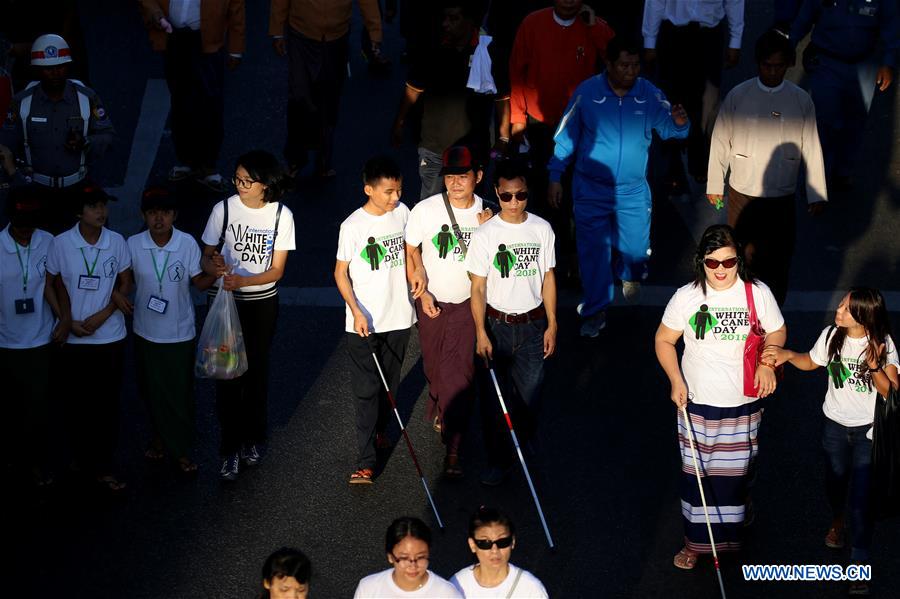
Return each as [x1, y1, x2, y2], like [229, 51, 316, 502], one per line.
[548, 36, 688, 337]
[789, 0, 899, 190]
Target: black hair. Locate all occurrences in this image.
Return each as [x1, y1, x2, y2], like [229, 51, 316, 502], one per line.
[493, 158, 530, 188]
[606, 35, 641, 64]
[384, 517, 432, 555]
[258, 547, 311, 599]
[363, 155, 403, 186]
[75, 182, 112, 217]
[828, 288, 893, 384]
[692, 224, 753, 295]
[754, 28, 795, 65]
[441, 0, 482, 22]
[468, 506, 516, 539]
[140, 186, 177, 213]
[235, 150, 291, 203]
[5, 186, 42, 228]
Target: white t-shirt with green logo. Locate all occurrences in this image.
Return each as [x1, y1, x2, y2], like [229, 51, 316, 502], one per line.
[809, 327, 899, 428]
[465, 213, 555, 314]
[405, 193, 484, 304]
[337, 203, 416, 334]
[662, 279, 784, 408]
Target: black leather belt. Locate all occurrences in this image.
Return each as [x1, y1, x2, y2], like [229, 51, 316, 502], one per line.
[486, 305, 546, 324]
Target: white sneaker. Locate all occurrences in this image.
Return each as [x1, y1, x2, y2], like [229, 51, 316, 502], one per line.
[168, 165, 193, 181]
[622, 281, 642, 303]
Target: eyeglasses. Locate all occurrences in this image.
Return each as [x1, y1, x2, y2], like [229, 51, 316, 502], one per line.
[391, 553, 429, 567]
[472, 536, 514, 550]
[498, 191, 528, 202]
[703, 257, 739, 269]
[232, 176, 258, 189]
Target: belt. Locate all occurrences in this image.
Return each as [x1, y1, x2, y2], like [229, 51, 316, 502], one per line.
[808, 43, 874, 65]
[486, 304, 546, 324]
[30, 170, 85, 188]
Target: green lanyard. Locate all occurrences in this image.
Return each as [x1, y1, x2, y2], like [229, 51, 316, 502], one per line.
[149, 248, 170, 295]
[14, 241, 31, 296]
[80, 247, 101, 276]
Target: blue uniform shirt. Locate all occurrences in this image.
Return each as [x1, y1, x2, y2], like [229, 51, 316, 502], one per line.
[549, 73, 689, 190]
[790, 0, 900, 67]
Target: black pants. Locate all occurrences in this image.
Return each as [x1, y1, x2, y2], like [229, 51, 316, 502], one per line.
[164, 29, 225, 171]
[63, 340, 125, 475]
[215, 295, 279, 456]
[727, 185, 796, 306]
[655, 21, 725, 180]
[346, 329, 410, 470]
[285, 28, 349, 170]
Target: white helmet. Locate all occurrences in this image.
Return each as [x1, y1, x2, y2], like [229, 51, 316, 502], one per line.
[31, 34, 73, 67]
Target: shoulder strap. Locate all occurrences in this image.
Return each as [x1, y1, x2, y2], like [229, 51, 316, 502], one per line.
[267, 202, 283, 270]
[744, 281, 759, 327]
[216, 198, 229, 252]
[442, 191, 468, 257]
[505, 567, 524, 599]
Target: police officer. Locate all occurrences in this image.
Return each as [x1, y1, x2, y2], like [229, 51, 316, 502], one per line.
[0, 34, 114, 233]
[790, 0, 899, 190]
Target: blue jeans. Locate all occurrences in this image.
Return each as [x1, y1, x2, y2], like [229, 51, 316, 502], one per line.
[822, 417, 874, 562]
[478, 316, 547, 468]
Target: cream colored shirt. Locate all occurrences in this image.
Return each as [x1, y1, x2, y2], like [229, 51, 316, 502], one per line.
[707, 78, 827, 204]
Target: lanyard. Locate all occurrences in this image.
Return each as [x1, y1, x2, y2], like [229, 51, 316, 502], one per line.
[149, 248, 170, 295]
[14, 241, 31, 296]
[80, 247, 101, 276]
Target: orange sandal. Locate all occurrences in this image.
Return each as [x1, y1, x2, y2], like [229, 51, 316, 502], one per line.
[349, 468, 374, 484]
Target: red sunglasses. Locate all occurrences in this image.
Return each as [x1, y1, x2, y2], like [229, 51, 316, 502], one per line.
[703, 257, 739, 269]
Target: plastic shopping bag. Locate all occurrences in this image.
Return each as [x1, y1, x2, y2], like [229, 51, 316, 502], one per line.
[195, 287, 248, 380]
[872, 385, 900, 519]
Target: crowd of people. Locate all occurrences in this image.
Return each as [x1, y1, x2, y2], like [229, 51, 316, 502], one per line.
[1, 0, 899, 596]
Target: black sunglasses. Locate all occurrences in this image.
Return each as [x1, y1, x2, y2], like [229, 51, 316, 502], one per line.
[498, 191, 528, 202]
[473, 536, 514, 550]
[703, 257, 739, 269]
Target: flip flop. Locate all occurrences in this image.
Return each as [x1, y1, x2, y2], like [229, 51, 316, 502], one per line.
[95, 475, 127, 496]
[176, 457, 199, 478]
[144, 447, 166, 461]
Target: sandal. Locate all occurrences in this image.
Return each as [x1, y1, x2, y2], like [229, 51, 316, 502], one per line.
[95, 475, 127, 496]
[349, 468, 374, 484]
[432, 415, 442, 433]
[825, 526, 845, 549]
[144, 447, 166, 461]
[673, 547, 699, 570]
[176, 457, 199, 478]
[443, 455, 463, 479]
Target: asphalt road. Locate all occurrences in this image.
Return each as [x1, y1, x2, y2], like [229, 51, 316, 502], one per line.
[6, 1, 900, 598]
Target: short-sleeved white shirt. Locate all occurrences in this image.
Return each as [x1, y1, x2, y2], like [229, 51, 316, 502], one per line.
[337, 203, 416, 334]
[465, 213, 556, 314]
[200, 195, 296, 301]
[450, 565, 548, 598]
[353, 569, 462, 598]
[0, 226, 54, 349]
[809, 327, 899, 427]
[661, 279, 784, 407]
[406, 193, 484, 304]
[128, 228, 203, 344]
[46, 224, 131, 345]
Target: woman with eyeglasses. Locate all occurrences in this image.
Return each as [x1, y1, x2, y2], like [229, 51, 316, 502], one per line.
[353, 516, 461, 598]
[450, 507, 547, 598]
[200, 150, 296, 481]
[654, 224, 786, 570]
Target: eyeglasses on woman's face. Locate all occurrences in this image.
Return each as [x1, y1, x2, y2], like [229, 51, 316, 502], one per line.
[232, 175, 258, 190]
[391, 553, 429, 567]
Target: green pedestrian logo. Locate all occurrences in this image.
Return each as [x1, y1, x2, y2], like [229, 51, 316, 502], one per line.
[828, 360, 851, 389]
[493, 244, 516, 278]
[432, 224, 458, 259]
[689, 304, 717, 340]
[361, 236, 387, 270]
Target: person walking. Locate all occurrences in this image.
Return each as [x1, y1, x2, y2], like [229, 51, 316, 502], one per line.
[128, 187, 214, 476]
[200, 151, 295, 481]
[655, 224, 785, 570]
[763, 288, 898, 596]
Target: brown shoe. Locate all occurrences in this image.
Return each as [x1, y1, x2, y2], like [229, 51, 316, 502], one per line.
[825, 526, 845, 549]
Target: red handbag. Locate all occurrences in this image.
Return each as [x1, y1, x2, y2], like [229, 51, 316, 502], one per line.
[743, 281, 780, 396]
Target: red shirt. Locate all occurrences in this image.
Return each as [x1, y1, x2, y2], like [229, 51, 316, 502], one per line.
[509, 8, 614, 126]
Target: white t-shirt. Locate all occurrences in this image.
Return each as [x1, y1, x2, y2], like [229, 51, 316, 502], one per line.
[337, 203, 416, 333]
[450, 565, 548, 598]
[353, 569, 462, 598]
[809, 327, 899, 427]
[200, 195, 296, 301]
[0, 226, 54, 349]
[128, 228, 203, 344]
[466, 213, 556, 314]
[661, 279, 784, 407]
[46, 224, 131, 345]
[406, 193, 484, 304]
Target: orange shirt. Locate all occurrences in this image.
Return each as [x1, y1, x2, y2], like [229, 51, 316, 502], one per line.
[509, 8, 614, 126]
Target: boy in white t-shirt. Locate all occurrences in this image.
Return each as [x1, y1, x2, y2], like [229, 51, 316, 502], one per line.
[334, 156, 425, 484]
[466, 160, 557, 486]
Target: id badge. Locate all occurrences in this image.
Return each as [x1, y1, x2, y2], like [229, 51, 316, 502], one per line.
[147, 295, 169, 314]
[14, 298, 35, 314]
[78, 275, 101, 291]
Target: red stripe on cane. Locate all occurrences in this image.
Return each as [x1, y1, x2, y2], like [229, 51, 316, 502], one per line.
[504, 413, 513, 429]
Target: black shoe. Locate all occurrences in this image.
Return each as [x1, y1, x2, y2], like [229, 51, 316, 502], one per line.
[479, 466, 510, 486]
[240, 444, 262, 467]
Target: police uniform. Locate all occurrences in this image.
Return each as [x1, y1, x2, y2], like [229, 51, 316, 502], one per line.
[790, 0, 900, 180]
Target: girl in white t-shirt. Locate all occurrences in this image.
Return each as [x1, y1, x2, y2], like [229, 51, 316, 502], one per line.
[258, 547, 311, 599]
[450, 507, 547, 598]
[353, 517, 460, 598]
[765, 288, 898, 592]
